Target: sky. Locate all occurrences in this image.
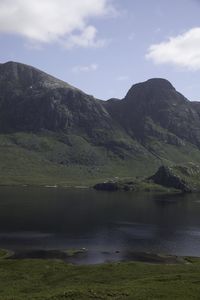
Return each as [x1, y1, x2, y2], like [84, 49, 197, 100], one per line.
[0, 0, 200, 101]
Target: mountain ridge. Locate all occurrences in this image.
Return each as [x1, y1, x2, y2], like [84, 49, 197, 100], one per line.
[0, 61, 200, 186]
[0, 61, 78, 91]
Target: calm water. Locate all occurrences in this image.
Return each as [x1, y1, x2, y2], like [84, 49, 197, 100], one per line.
[0, 187, 200, 263]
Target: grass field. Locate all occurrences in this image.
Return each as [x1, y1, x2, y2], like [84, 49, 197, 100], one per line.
[0, 132, 159, 187]
[1, 131, 200, 188]
[0, 256, 200, 299]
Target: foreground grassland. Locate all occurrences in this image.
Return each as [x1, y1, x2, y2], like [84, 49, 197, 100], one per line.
[0, 258, 200, 299]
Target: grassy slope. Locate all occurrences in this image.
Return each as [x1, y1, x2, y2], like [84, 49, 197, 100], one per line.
[1, 132, 200, 186]
[0, 258, 200, 299]
[0, 132, 157, 186]
[170, 163, 200, 190]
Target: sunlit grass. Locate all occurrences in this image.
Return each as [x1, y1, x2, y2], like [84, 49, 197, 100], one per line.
[0, 257, 200, 299]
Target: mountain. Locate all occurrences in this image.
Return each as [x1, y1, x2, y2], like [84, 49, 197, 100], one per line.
[0, 61, 200, 186]
[0, 61, 112, 134]
[105, 78, 200, 147]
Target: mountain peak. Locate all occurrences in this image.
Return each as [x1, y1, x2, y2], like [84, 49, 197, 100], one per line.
[124, 78, 182, 105]
[0, 61, 76, 91]
[125, 78, 175, 99]
[145, 78, 175, 89]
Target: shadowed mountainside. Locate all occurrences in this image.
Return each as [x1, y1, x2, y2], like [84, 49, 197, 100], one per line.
[0, 61, 200, 185]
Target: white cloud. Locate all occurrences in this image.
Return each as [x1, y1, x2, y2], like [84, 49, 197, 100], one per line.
[72, 63, 98, 73]
[64, 26, 106, 49]
[146, 27, 200, 70]
[0, 0, 113, 48]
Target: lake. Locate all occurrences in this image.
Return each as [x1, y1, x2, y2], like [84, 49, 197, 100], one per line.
[0, 187, 200, 264]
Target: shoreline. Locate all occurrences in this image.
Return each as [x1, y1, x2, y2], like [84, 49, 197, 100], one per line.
[0, 248, 197, 265]
[1, 248, 200, 299]
[0, 183, 185, 195]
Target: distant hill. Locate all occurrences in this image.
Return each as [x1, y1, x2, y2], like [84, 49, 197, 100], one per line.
[0, 61, 200, 186]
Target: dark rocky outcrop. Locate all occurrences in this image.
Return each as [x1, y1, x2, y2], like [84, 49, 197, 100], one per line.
[0, 61, 114, 137]
[149, 166, 192, 192]
[94, 181, 135, 191]
[94, 163, 200, 193]
[94, 182, 120, 191]
[1, 62, 200, 150]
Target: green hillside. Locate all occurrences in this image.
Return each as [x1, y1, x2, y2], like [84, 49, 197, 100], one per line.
[1, 62, 200, 186]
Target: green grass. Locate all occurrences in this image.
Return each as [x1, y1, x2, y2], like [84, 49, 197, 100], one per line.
[0, 249, 13, 260]
[172, 163, 200, 190]
[0, 249, 7, 258]
[0, 132, 159, 186]
[64, 248, 87, 257]
[132, 180, 179, 193]
[0, 258, 200, 299]
[1, 131, 200, 187]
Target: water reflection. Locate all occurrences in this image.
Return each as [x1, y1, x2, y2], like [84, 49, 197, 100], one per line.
[0, 187, 200, 262]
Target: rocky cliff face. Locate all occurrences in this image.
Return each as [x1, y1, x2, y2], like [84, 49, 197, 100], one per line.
[149, 165, 191, 192]
[0, 61, 200, 182]
[105, 78, 200, 147]
[2, 62, 200, 148]
[0, 62, 113, 138]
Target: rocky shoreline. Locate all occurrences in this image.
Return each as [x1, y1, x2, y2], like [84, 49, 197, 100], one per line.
[94, 164, 200, 193]
[0, 248, 195, 265]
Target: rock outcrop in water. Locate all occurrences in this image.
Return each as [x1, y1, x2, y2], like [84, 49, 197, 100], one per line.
[149, 166, 192, 193]
[94, 163, 200, 193]
[94, 181, 135, 191]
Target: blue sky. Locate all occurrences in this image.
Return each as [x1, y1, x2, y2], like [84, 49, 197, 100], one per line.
[0, 0, 200, 100]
